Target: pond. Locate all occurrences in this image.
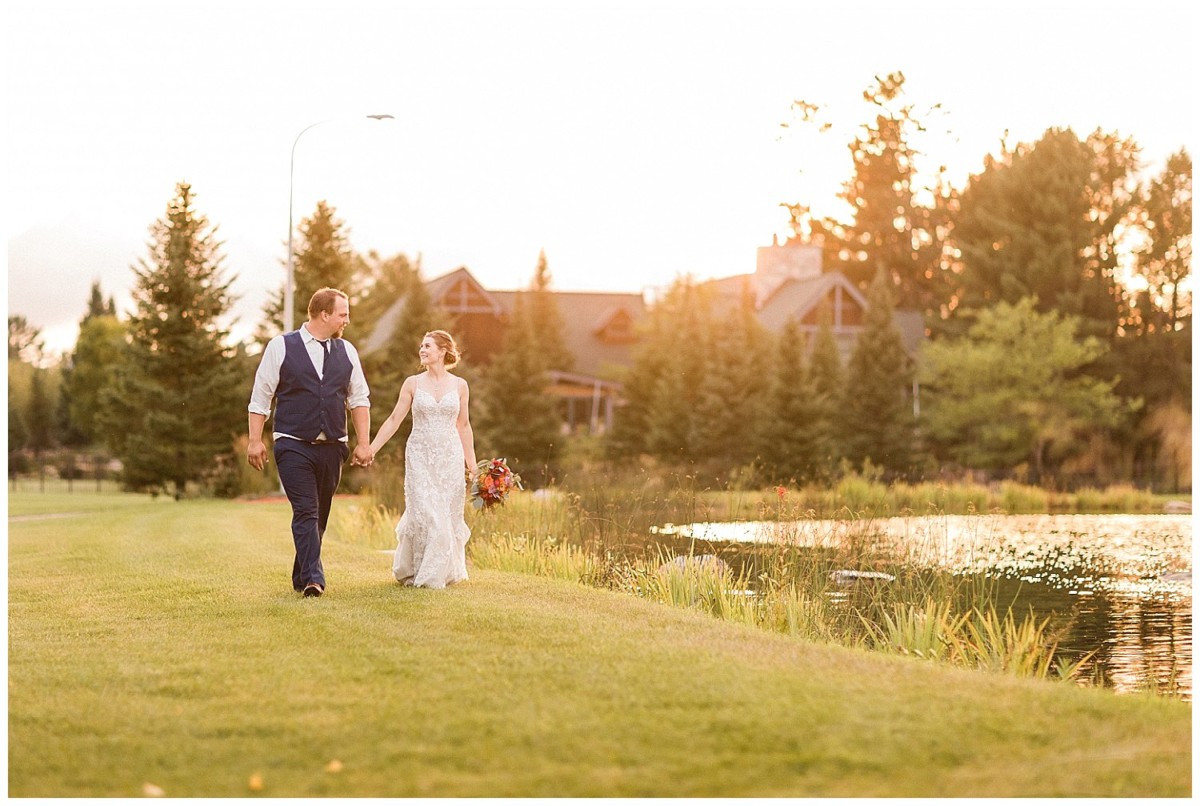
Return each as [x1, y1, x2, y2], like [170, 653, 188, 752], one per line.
[651, 514, 1192, 699]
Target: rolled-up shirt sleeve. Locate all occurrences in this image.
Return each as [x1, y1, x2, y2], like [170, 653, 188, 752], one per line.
[344, 341, 371, 410]
[248, 336, 285, 416]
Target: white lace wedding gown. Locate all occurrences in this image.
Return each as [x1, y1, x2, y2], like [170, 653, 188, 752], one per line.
[393, 387, 471, 588]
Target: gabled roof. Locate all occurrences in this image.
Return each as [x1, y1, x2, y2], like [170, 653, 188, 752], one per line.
[361, 266, 502, 355]
[756, 273, 867, 331]
[361, 266, 646, 379]
[490, 289, 646, 378]
[426, 267, 504, 316]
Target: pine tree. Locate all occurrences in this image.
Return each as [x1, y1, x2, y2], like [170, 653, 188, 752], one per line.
[806, 316, 845, 473]
[477, 293, 561, 486]
[8, 373, 28, 460]
[62, 282, 125, 445]
[606, 286, 675, 459]
[526, 250, 573, 372]
[362, 256, 439, 438]
[645, 281, 712, 462]
[261, 200, 359, 336]
[97, 182, 244, 497]
[26, 367, 54, 458]
[783, 72, 952, 319]
[83, 280, 117, 321]
[756, 320, 822, 482]
[842, 269, 915, 476]
[693, 281, 769, 470]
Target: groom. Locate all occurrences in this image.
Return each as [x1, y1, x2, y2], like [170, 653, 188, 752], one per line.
[246, 287, 374, 597]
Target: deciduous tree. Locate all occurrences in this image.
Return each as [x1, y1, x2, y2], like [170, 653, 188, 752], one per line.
[952, 127, 1136, 340]
[1131, 148, 1192, 332]
[921, 297, 1128, 481]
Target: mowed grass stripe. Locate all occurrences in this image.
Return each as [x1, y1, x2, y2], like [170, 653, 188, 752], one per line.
[8, 495, 1191, 797]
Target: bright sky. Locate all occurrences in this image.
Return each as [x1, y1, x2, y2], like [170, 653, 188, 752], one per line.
[6, 0, 1194, 355]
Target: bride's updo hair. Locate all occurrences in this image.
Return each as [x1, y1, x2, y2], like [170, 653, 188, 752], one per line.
[425, 330, 461, 368]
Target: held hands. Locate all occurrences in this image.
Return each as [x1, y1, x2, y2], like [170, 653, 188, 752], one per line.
[351, 443, 375, 468]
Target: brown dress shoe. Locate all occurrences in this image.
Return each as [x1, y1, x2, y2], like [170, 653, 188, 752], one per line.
[303, 583, 324, 597]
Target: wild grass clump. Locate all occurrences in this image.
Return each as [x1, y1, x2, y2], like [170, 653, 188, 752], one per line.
[687, 474, 1177, 518]
[998, 481, 1050, 513]
[328, 498, 398, 550]
[859, 600, 1090, 681]
[337, 468, 1175, 691]
[460, 479, 1113, 686]
[468, 531, 598, 581]
[1073, 483, 1159, 513]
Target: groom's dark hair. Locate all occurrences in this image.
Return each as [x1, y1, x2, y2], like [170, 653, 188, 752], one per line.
[308, 287, 348, 317]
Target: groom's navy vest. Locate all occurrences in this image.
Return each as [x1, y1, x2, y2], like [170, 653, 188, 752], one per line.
[273, 331, 353, 441]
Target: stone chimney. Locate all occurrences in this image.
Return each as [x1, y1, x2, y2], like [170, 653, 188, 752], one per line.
[755, 239, 822, 305]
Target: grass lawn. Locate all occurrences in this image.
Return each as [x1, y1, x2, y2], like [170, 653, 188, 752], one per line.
[8, 493, 1191, 797]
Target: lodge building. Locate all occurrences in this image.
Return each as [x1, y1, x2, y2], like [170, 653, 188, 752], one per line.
[362, 240, 923, 433]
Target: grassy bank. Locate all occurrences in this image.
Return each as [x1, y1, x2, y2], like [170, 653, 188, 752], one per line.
[8, 493, 1191, 797]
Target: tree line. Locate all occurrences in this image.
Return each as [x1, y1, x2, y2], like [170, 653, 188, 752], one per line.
[8, 73, 1191, 495]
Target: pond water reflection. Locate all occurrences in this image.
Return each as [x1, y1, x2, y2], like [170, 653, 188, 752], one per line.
[653, 514, 1192, 698]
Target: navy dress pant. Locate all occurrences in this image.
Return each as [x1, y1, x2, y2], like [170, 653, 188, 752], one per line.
[274, 439, 349, 591]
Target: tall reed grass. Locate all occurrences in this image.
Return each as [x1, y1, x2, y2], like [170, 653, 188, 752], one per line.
[332, 473, 1103, 687]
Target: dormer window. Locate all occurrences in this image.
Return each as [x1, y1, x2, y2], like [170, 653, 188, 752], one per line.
[595, 308, 636, 343]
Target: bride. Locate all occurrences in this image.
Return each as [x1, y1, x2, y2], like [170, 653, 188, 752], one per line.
[369, 330, 476, 588]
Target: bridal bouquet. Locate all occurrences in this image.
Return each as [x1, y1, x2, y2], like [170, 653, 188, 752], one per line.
[469, 458, 523, 510]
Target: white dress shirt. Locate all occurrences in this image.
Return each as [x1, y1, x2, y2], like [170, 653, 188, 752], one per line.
[248, 324, 371, 442]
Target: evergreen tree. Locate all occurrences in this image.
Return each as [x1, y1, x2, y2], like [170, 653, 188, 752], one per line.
[354, 251, 419, 338]
[693, 281, 769, 470]
[97, 182, 244, 497]
[784, 72, 953, 320]
[645, 281, 712, 462]
[8, 373, 28, 461]
[477, 293, 561, 486]
[807, 315, 845, 472]
[361, 255, 439, 438]
[756, 320, 822, 482]
[526, 250, 573, 372]
[83, 280, 117, 321]
[842, 269, 915, 475]
[62, 282, 126, 445]
[606, 285, 677, 459]
[25, 367, 54, 459]
[262, 200, 359, 336]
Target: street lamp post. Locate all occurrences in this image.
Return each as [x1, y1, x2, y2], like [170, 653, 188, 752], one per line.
[284, 114, 395, 333]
